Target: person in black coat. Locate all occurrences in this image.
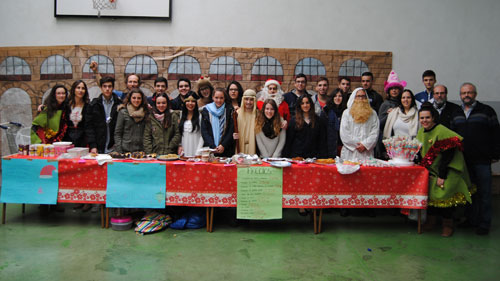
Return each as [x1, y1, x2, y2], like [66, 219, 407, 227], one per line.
[200, 87, 235, 157]
[432, 84, 461, 129]
[171, 78, 196, 110]
[284, 94, 321, 158]
[85, 77, 122, 154]
[63, 80, 90, 147]
[319, 95, 339, 158]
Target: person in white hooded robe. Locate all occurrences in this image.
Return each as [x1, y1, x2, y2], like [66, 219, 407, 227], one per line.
[340, 87, 379, 161]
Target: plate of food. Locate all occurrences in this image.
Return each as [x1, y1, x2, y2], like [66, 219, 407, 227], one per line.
[157, 154, 180, 161]
[315, 158, 336, 165]
[109, 151, 129, 159]
[269, 160, 292, 168]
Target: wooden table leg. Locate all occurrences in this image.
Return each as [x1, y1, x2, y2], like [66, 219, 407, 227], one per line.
[2, 203, 6, 224]
[318, 209, 323, 234]
[22, 204, 25, 214]
[100, 205, 105, 228]
[417, 209, 422, 234]
[313, 209, 318, 234]
[105, 208, 110, 229]
[206, 207, 210, 232]
[209, 207, 214, 232]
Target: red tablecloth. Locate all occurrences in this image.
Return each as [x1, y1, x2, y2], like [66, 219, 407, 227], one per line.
[58, 159, 107, 203]
[164, 162, 428, 208]
[3, 155, 429, 208]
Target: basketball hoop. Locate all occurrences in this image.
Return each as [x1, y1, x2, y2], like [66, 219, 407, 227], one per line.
[93, 0, 117, 17]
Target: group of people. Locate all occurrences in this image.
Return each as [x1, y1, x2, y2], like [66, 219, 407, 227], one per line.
[30, 67, 500, 237]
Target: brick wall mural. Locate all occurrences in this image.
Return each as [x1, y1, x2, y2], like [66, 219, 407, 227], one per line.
[0, 45, 392, 157]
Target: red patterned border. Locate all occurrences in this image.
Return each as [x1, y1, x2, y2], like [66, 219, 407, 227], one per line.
[58, 189, 106, 204]
[165, 192, 427, 208]
[166, 192, 237, 207]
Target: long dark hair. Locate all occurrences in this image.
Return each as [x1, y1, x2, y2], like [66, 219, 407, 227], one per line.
[68, 80, 89, 108]
[226, 81, 243, 106]
[44, 84, 68, 118]
[152, 93, 171, 128]
[180, 91, 200, 135]
[326, 88, 346, 114]
[295, 94, 316, 129]
[255, 99, 281, 136]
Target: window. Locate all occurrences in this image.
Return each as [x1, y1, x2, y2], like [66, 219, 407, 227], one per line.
[209, 56, 242, 81]
[82, 55, 115, 79]
[40, 55, 72, 80]
[251, 56, 283, 81]
[339, 59, 370, 82]
[295, 57, 326, 82]
[125, 55, 158, 80]
[167, 55, 201, 81]
[0, 56, 31, 81]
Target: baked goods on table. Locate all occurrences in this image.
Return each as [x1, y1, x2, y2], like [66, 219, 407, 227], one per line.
[315, 158, 335, 164]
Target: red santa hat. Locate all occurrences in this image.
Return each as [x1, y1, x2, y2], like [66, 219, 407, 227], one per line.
[39, 165, 57, 179]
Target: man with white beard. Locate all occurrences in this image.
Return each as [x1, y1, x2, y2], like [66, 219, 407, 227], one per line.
[340, 88, 379, 161]
[432, 84, 461, 129]
[257, 79, 291, 122]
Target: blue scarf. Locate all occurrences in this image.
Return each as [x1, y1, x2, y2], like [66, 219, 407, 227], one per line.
[206, 102, 226, 146]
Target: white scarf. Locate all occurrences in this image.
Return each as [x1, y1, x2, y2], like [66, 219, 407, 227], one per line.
[383, 107, 419, 138]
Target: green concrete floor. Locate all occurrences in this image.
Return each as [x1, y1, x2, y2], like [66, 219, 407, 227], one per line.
[0, 201, 499, 281]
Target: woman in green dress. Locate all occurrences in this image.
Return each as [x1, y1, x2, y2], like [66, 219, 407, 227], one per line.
[31, 85, 68, 144]
[417, 102, 472, 237]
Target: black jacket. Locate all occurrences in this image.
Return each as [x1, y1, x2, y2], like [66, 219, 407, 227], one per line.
[63, 104, 89, 147]
[451, 101, 500, 164]
[436, 101, 461, 129]
[200, 106, 235, 157]
[319, 107, 339, 158]
[283, 117, 321, 158]
[85, 93, 122, 153]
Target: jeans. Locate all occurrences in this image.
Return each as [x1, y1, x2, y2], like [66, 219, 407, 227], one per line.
[466, 163, 492, 229]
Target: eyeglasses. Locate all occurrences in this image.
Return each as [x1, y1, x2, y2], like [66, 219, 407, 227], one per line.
[229, 88, 239, 92]
[460, 91, 476, 95]
[355, 95, 367, 99]
[295, 81, 306, 84]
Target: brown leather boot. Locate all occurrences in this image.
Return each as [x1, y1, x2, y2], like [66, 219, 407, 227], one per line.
[441, 218, 454, 237]
[423, 215, 437, 232]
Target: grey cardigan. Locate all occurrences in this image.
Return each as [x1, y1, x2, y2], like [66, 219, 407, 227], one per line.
[256, 129, 286, 158]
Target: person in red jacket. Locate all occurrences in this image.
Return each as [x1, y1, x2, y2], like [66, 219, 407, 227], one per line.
[256, 79, 290, 122]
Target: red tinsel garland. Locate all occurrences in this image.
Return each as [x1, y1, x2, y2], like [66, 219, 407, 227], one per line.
[36, 111, 69, 144]
[420, 136, 463, 168]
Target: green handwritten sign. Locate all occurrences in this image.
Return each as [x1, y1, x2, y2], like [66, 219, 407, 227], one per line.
[237, 166, 283, 220]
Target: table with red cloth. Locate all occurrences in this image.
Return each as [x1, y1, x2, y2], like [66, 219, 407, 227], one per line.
[165, 162, 429, 209]
[2, 155, 429, 232]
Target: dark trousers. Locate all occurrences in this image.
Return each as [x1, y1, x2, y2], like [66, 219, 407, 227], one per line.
[466, 163, 492, 229]
[428, 206, 454, 219]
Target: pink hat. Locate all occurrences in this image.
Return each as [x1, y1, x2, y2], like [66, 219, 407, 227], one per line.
[384, 70, 407, 93]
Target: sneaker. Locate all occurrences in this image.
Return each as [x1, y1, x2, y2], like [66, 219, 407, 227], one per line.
[476, 227, 489, 235]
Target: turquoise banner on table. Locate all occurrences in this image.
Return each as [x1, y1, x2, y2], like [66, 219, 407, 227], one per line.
[0, 158, 59, 204]
[106, 162, 166, 208]
[237, 166, 283, 220]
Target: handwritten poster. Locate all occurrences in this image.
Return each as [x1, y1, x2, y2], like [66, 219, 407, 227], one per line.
[0, 158, 59, 204]
[237, 166, 283, 220]
[106, 162, 166, 208]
